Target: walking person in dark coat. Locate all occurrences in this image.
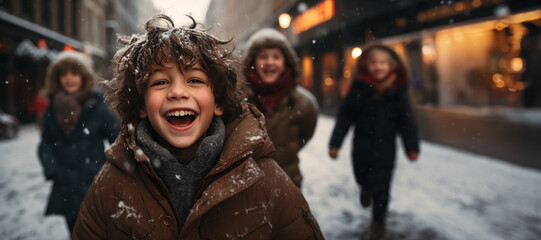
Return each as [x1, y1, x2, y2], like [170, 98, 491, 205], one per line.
[329, 45, 420, 239]
[37, 51, 120, 234]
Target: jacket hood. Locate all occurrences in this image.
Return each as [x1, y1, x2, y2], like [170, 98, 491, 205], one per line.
[105, 102, 274, 176]
[242, 28, 301, 84]
[45, 51, 96, 94]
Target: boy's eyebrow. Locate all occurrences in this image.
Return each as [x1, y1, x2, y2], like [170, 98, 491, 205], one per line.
[150, 67, 168, 74]
[149, 65, 207, 75]
[187, 67, 207, 74]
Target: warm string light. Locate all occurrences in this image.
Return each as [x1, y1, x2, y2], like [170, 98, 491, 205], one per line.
[351, 47, 362, 59]
[279, 13, 291, 29]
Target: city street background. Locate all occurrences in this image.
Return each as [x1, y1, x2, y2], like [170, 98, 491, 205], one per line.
[1, 1, 541, 239]
[1, 115, 540, 240]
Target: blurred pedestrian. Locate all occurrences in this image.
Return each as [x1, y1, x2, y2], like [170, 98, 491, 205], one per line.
[28, 87, 49, 131]
[243, 28, 318, 188]
[37, 51, 120, 234]
[328, 45, 420, 239]
[72, 15, 323, 239]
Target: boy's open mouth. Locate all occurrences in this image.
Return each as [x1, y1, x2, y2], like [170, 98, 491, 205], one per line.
[165, 110, 196, 127]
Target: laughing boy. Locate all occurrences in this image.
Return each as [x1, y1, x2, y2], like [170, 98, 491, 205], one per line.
[72, 14, 323, 239]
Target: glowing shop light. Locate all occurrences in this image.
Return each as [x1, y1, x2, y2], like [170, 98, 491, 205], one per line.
[352, 47, 362, 59]
[279, 13, 291, 29]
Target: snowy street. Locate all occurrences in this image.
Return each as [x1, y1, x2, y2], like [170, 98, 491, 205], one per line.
[1, 115, 541, 240]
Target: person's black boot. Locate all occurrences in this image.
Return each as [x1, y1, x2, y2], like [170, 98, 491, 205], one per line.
[360, 188, 372, 208]
[360, 220, 386, 240]
[368, 220, 386, 239]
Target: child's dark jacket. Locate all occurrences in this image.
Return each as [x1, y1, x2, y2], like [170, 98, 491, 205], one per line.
[38, 91, 119, 219]
[73, 102, 324, 239]
[329, 79, 419, 176]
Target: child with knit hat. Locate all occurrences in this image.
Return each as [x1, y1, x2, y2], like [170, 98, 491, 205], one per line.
[243, 28, 319, 188]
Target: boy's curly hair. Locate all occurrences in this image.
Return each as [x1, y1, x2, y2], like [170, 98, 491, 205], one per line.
[103, 14, 243, 125]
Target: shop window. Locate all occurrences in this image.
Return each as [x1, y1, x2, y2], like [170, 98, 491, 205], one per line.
[485, 21, 532, 107]
[400, 41, 437, 105]
[321, 52, 338, 94]
[431, 11, 540, 108]
[301, 55, 313, 89]
[341, 46, 360, 97]
[435, 23, 493, 106]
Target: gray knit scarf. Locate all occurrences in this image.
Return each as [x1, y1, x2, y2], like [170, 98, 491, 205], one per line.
[136, 117, 225, 224]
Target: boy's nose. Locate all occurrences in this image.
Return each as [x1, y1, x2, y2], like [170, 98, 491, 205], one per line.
[167, 82, 189, 100]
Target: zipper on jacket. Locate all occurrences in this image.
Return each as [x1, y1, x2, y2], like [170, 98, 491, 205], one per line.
[302, 208, 320, 238]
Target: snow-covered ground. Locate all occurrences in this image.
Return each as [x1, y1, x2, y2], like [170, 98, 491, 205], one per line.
[1, 116, 541, 240]
[301, 115, 541, 240]
[0, 125, 69, 240]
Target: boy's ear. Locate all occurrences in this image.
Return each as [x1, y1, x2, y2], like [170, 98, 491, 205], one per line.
[214, 104, 223, 116]
[139, 107, 148, 118]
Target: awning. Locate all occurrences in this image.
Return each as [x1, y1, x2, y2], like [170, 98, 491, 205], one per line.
[14, 39, 59, 62]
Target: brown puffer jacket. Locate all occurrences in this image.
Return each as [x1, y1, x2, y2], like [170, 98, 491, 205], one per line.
[247, 86, 318, 187]
[243, 28, 319, 188]
[73, 103, 324, 239]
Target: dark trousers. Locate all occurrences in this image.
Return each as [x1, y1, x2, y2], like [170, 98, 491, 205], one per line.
[354, 164, 394, 222]
[370, 170, 393, 222]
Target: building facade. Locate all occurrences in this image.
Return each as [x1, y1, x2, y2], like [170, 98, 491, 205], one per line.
[0, 0, 155, 123]
[105, 0, 155, 78]
[206, 0, 541, 169]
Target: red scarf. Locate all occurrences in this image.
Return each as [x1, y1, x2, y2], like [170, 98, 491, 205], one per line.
[358, 71, 406, 95]
[246, 68, 293, 118]
[53, 90, 90, 136]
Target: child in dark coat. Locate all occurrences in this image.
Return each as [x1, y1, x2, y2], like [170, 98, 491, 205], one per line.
[38, 51, 120, 233]
[329, 44, 420, 239]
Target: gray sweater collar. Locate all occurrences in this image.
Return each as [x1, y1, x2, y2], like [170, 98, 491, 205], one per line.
[136, 117, 225, 224]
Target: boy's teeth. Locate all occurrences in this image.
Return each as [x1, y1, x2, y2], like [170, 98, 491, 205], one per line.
[167, 110, 195, 117]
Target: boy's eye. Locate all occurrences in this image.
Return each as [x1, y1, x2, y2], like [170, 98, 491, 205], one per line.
[151, 80, 168, 86]
[187, 78, 206, 84]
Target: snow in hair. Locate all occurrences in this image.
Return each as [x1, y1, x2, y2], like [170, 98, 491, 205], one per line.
[103, 14, 244, 125]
